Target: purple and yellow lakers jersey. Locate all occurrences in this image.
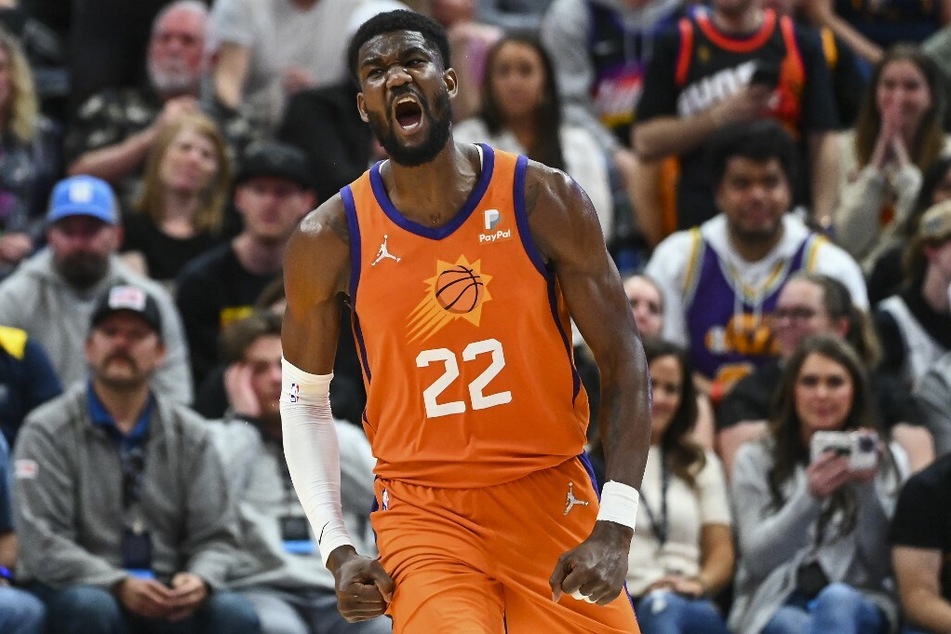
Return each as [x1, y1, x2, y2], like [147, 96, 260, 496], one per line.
[683, 227, 822, 387]
[342, 145, 589, 488]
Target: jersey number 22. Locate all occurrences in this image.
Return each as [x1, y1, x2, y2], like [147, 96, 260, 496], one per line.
[415, 338, 512, 418]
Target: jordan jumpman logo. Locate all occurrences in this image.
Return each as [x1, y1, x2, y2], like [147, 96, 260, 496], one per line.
[371, 234, 401, 266]
[563, 482, 589, 516]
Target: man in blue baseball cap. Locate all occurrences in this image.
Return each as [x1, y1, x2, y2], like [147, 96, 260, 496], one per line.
[0, 175, 194, 404]
[45, 175, 122, 289]
[46, 174, 121, 225]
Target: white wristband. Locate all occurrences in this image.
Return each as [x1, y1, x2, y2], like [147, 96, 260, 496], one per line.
[596, 481, 640, 531]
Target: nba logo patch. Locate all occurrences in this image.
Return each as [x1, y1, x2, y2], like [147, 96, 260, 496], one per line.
[288, 382, 300, 403]
[381, 488, 389, 511]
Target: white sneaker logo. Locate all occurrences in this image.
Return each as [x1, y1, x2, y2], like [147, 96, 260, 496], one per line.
[563, 482, 589, 516]
[371, 234, 401, 266]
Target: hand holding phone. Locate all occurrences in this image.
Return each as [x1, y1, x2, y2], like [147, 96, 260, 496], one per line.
[810, 430, 879, 471]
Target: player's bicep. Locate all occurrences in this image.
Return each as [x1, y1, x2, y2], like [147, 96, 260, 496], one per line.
[526, 166, 639, 358]
[281, 301, 342, 375]
[282, 202, 351, 374]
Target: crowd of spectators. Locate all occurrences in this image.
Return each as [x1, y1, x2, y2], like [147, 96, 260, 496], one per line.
[1, 0, 951, 632]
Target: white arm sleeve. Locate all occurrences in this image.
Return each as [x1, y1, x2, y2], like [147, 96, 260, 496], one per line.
[280, 357, 355, 567]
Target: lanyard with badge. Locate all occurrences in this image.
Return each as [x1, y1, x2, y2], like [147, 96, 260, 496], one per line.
[640, 454, 672, 563]
[119, 444, 154, 579]
[272, 439, 313, 555]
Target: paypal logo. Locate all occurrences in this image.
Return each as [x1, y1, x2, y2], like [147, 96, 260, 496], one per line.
[484, 209, 502, 231]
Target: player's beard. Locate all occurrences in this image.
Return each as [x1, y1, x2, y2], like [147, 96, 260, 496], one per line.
[369, 89, 452, 167]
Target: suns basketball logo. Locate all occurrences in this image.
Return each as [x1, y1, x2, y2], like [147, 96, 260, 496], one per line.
[407, 255, 493, 342]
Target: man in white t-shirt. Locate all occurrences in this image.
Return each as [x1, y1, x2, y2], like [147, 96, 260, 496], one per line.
[645, 120, 867, 399]
[210, 0, 408, 129]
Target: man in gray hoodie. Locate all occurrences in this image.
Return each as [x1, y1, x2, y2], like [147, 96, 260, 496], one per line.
[0, 175, 192, 404]
[12, 284, 259, 634]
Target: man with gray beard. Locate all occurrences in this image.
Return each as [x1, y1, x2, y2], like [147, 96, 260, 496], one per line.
[65, 0, 264, 209]
[0, 175, 192, 404]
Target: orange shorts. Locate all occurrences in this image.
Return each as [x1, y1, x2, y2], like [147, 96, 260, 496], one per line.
[370, 456, 641, 633]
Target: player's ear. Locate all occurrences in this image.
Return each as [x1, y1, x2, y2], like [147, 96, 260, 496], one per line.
[356, 92, 370, 123]
[444, 68, 458, 99]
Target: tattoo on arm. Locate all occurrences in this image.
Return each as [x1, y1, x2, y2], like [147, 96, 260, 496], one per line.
[328, 212, 350, 242]
[524, 179, 541, 218]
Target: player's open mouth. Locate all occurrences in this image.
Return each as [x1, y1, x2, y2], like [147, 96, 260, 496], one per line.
[394, 97, 423, 131]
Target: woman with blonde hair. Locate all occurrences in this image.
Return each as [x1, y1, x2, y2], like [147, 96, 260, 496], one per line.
[0, 27, 61, 275]
[120, 111, 230, 286]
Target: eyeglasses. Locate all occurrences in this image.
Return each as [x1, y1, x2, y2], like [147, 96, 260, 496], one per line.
[773, 306, 819, 322]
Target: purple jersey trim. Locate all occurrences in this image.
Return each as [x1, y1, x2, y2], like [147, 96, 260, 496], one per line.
[368, 144, 496, 240]
[341, 185, 371, 383]
[512, 154, 582, 402]
[513, 155, 549, 277]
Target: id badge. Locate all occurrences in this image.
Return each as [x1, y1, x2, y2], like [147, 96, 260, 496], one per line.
[122, 527, 153, 578]
[280, 515, 314, 555]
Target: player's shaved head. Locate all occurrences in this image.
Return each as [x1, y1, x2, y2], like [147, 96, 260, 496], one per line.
[348, 10, 451, 85]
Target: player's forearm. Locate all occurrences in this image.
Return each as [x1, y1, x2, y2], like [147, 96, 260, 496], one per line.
[632, 113, 718, 160]
[598, 344, 652, 489]
[67, 127, 157, 181]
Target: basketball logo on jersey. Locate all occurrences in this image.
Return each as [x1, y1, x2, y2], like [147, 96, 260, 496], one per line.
[407, 255, 493, 342]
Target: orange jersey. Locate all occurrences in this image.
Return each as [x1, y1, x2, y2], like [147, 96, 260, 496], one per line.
[342, 145, 589, 488]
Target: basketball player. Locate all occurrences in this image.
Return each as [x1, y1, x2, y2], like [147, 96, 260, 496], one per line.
[280, 10, 650, 633]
